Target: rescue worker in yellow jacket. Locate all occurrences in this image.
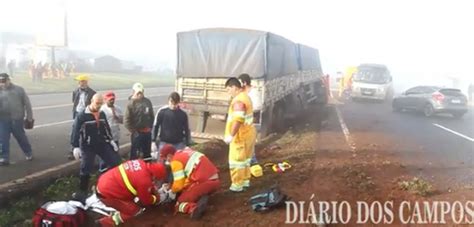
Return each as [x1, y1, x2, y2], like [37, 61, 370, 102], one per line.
[224, 77, 257, 192]
[338, 66, 357, 98]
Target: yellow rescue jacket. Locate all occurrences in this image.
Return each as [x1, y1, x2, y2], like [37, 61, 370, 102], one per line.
[225, 91, 255, 141]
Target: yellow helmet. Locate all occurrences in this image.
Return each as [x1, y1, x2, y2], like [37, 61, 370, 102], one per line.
[346, 66, 358, 76]
[250, 164, 263, 177]
[74, 74, 90, 81]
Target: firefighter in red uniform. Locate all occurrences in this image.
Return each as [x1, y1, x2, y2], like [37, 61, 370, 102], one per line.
[96, 159, 169, 226]
[160, 144, 220, 219]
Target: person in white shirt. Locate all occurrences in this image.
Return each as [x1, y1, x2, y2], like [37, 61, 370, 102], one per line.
[238, 73, 262, 165]
[99, 91, 123, 172]
[101, 91, 123, 145]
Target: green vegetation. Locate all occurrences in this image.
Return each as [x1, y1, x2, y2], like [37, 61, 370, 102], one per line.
[0, 174, 98, 226]
[399, 177, 434, 196]
[0, 196, 36, 227]
[9, 71, 175, 94]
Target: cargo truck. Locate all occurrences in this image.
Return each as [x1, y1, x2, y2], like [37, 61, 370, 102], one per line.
[175, 28, 327, 139]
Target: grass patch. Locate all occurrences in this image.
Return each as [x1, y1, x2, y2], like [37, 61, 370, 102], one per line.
[0, 174, 99, 226]
[399, 177, 434, 197]
[9, 71, 175, 94]
[0, 197, 36, 227]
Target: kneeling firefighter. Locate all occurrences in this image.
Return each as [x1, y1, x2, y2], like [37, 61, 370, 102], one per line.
[95, 159, 171, 226]
[160, 144, 220, 219]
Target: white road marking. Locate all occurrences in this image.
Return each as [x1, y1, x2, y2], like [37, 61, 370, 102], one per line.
[32, 106, 164, 129]
[119, 142, 132, 150]
[433, 123, 474, 142]
[335, 106, 357, 152]
[33, 94, 165, 110]
[34, 120, 74, 129]
[0, 143, 132, 191]
[33, 103, 73, 110]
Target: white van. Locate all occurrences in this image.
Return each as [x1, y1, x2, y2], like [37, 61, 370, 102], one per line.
[351, 64, 394, 101]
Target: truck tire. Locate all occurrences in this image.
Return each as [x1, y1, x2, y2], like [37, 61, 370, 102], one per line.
[272, 105, 285, 133]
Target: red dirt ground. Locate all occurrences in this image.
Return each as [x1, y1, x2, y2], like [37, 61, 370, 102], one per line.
[119, 106, 473, 227]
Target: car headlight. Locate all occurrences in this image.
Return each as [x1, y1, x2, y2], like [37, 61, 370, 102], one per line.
[378, 88, 385, 93]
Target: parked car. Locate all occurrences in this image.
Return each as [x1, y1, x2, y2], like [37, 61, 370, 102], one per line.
[392, 86, 468, 118]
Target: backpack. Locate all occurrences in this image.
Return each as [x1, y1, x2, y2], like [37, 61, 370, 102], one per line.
[32, 201, 87, 227]
[249, 186, 288, 212]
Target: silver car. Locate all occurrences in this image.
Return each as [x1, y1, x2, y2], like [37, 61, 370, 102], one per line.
[392, 86, 468, 118]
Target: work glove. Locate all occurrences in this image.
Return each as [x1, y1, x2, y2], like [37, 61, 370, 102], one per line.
[158, 183, 170, 193]
[166, 191, 176, 201]
[151, 151, 159, 160]
[224, 135, 234, 144]
[133, 197, 140, 204]
[110, 141, 119, 152]
[72, 148, 82, 160]
[151, 142, 159, 153]
[158, 190, 170, 204]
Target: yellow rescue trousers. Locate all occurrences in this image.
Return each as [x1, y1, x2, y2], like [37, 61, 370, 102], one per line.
[229, 127, 256, 192]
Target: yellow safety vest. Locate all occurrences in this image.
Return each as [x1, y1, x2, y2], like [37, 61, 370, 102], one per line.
[225, 92, 255, 139]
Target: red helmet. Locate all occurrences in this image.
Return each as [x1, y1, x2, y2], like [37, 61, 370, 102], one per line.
[160, 144, 177, 159]
[147, 162, 166, 180]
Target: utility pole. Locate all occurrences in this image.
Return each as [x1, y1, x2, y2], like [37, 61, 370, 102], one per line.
[50, 1, 68, 65]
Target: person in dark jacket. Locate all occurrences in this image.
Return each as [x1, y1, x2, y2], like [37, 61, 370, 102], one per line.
[69, 74, 96, 160]
[72, 74, 96, 119]
[124, 83, 154, 160]
[151, 92, 191, 157]
[71, 94, 121, 202]
[0, 73, 34, 166]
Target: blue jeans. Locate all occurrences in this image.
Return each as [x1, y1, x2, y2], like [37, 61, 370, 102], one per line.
[0, 119, 33, 161]
[130, 132, 152, 160]
[98, 140, 119, 173]
[80, 143, 121, 176]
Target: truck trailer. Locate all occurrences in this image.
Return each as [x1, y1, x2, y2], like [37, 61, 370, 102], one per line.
[175, 28, 326, 139]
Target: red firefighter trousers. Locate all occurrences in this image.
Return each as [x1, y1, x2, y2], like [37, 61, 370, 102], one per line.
[176, 179, 220, 213]
[98, 196, 142, 227]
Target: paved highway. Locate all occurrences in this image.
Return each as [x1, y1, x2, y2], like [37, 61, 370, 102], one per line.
[336, 98, 474, 185]
[0, 87, 174, 184]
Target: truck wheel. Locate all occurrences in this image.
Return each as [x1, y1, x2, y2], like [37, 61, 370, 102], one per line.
[272, 105, 285, 133]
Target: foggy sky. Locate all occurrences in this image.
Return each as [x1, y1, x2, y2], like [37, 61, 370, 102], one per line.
[1, 0, 473, 86]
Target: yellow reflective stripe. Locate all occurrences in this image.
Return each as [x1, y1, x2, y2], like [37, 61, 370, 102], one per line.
[152, 195, 157, 204]
[233, 111, 245, 118]
[244, 114, 253, 125]
[173, 170, 186, 180]
[112, 212, 123, 225]
[119, 164, 138, 196]
[230, 184, 244, 192]
[179, 202, 188, 213]
[229, 160, 247, 169]
[184, 152, 203, 176]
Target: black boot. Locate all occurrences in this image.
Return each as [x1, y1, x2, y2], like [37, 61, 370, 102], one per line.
[190, 195, 209, 220]
[72, 175, 90, 204]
